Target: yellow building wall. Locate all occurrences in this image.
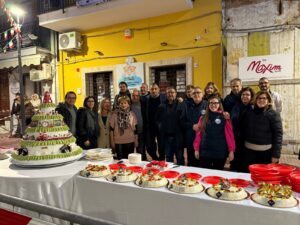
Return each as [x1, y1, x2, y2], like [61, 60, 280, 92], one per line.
[58, 0, 222, 106]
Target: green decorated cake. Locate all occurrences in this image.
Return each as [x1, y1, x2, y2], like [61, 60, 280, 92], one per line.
[11, 91, 83, 166]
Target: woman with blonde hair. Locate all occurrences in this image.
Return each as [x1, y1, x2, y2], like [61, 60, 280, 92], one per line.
[241, 91, 282, 171]
[203, 82, 221, 101]
[97, 98, 112, 148]
[30, 93, 41, 113]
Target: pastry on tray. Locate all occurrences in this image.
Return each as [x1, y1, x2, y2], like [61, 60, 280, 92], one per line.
[136, 170, 168, 188]
[168, 175, 204, 194]
[106, 168, 137, 183]
[251, 182, 298, 208]
[80, 164, 110, 178]
[206, 179, 249, 201]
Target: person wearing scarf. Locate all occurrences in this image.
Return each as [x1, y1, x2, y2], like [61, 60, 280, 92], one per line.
[110, 96, 138, 160]
[76, 96, 100, 150]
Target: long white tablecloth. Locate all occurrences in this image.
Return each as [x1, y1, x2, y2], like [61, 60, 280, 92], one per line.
[0, 158, 300, 225]
[0, 158, 87, 224]
[70, 161, 300, 225]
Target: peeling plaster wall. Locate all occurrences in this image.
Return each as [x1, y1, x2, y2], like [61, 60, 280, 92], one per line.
[223, 0, 300, 154]
[223, 0, 300, 30]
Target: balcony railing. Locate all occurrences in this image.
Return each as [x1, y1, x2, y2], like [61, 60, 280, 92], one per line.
[39, 0, 76, 14]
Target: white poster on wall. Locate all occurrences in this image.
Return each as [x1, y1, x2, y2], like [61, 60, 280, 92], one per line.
[115, 62, 144, 90]
[238, 54, 293, 81]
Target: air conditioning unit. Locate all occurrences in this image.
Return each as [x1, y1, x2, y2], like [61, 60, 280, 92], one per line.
[59, 31, 82, 51]
[30, 63, 52, 82]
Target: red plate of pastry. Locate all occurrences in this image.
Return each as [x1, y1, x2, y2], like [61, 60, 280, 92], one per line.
[109, 163, 126, 170]
[178, 172, 202, 180]
[229, 178, 251, 188]
[146, 161, 168, 169]
[202, 176, 225, 185]
[159, 170, 180, 179]
[126, 166, 143, 173]
[141, 168, 160, 175]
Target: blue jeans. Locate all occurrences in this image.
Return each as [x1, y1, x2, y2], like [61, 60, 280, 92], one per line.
[164, 135, 184, 165]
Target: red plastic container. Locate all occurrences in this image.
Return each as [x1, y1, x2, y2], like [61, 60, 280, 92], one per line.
[109, 163, 126, 170]
[159, 170, 180, 179]
[179, 172, 202, 180]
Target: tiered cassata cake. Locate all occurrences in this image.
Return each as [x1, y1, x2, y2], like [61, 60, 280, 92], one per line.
[206, 179, 249, 201]
[106, 168, 137, 182]
[80, 164, 110, 178]
[136, 171, 168, 188]
[169, 176, 204, 194]
[11, 92, 83, 166]
[251, 183, 298, 208]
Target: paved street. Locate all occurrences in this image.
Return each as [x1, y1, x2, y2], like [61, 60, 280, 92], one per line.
[0, 133, 299, 168]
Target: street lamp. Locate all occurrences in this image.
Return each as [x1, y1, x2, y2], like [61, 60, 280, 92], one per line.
[11, 6, 25, 136]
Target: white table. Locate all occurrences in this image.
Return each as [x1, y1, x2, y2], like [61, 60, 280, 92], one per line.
[0, 158, 300, 225]
[70, 163, 300, 225]
[0, 158, 87, 224]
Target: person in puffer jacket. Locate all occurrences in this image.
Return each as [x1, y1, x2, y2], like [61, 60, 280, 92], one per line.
[193, 95, 235, 170]
[240, 91, 282, 171]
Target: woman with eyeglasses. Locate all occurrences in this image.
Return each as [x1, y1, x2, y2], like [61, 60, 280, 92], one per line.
[193, 95, 235, 170]
[76, 96, 100, 150]
[241, 91, 282, 171]
[230, 87, 255, 172]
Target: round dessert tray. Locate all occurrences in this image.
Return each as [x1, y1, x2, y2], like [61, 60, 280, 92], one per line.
[134, 178, 169, 188]
[106, 174, 138, 183]
[250, 193, 299, 208]
[205, 187, 250, 201]
[10, 153, 85, 168]
[168, 183, 205, 194]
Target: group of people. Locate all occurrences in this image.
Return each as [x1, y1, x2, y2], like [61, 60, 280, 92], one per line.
[10, 93, 41, 138]
[56, 77, 283, 172]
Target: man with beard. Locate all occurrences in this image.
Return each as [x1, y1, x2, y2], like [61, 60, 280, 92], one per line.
[258, 77, 282, 114]
[223, 78, 242, 113]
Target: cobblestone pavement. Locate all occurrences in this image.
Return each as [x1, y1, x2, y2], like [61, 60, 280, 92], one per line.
[0, 133, 299, 168]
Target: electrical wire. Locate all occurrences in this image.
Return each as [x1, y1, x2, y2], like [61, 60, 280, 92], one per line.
[85, 10, 221, 38]
[61, 43, 220, 65]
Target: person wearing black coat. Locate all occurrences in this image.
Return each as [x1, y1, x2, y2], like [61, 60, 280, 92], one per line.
[56, 91, 78, 136]
[76, 96, 100, 150]
[156, 87, 185, 165]
[113, 82, 132, 110]
[223, 78, 242, 113]
[230, 87, 255, 172]
[241, 91, 283, 171]
[182, 87, 207, 167]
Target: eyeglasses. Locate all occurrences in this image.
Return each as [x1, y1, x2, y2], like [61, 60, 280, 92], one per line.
[242, 93, 251, 96]
[209, 102, 220, 105]
[257, 97, 267, 100]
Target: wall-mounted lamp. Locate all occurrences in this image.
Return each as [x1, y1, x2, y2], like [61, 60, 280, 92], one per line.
[94, 51, 104, 56]
[126, 56, 136, 64]
[160, 42, 168, 46]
